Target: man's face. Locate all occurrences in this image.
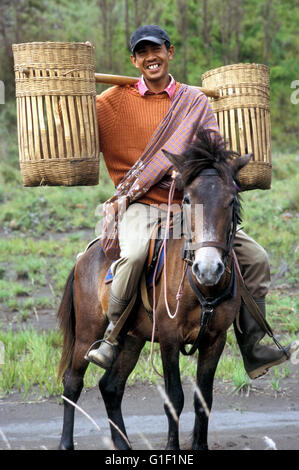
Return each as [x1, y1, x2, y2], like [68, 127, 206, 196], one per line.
[130, 41, 174, 84]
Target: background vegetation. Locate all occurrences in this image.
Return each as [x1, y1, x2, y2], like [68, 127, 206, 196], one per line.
[0, 0, 298, 399]
[1, 0, 298, 150]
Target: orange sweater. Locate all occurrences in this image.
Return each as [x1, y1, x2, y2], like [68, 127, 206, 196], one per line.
[96, 84, 183, 206]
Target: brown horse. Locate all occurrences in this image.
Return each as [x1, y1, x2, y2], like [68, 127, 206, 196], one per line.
[57, 129, 250, 450]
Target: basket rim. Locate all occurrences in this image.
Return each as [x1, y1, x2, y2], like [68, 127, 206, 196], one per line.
[12, 41, 94, 50]
[19, 157, 100, 165]
[202, 63, 269, 80]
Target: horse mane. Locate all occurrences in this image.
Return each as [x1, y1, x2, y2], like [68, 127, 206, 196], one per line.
[180, 127, 236, 186]
[181, 127, 242, 225]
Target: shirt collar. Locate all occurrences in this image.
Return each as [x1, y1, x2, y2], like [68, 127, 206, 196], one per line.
[134, 74, 176, 99]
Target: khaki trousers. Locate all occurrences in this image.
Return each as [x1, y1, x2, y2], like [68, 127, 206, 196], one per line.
[110, 203, 270, 302]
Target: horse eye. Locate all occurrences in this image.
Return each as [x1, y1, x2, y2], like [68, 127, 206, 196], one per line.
[183, 195, 191, 204]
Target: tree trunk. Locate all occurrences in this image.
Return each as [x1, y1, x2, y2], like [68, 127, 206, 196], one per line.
[202, 0, 212, 66]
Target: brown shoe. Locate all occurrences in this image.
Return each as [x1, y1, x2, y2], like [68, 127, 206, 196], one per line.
[87, 339, 119, 369]
[234, 298, 295, 379]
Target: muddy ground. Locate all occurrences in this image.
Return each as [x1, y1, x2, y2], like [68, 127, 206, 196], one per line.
[1, 373, 299, 452]
[1, 306, 299, 452]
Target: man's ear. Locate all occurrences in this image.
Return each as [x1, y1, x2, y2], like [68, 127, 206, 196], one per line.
[130, 54, 138, 68]
[229, 153, 252, 177]
[168, 45, 175, 61]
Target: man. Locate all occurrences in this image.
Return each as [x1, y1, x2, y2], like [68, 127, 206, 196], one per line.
[87, 25, 296, 378]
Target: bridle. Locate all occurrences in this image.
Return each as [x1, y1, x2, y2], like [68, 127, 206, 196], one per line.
[182, 168, 239, 268]
[149, 168, 240, 365]
[180, 167, 239, 356]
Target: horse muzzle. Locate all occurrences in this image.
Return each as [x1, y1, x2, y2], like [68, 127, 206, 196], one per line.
[192, 247, 225, 286]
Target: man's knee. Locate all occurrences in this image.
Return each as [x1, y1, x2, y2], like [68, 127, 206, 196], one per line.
[234, 231, 271, 297]
[251, 244, 270, 270]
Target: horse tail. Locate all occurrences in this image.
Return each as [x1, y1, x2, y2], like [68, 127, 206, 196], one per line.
[57, 266, 76, 381]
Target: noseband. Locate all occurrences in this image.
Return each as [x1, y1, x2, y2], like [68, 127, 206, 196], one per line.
[182, 168, 238, 267]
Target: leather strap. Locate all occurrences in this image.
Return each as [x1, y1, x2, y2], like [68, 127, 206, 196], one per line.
[185, 240, 228, 253]
[180, 259, 237, 356]
[105, 293, 137, 344]
[232, 250, 289, 356]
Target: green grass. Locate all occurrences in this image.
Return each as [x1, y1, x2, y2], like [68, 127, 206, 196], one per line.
[0, 153, 298, 398]
[0, 288, 297, 399]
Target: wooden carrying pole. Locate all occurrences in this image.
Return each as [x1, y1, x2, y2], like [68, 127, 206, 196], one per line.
[18, 69, 220, 98]
[95, 72, 220, 98]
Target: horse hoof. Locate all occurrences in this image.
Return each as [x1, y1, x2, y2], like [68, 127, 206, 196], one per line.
[58, 442, 74, 450]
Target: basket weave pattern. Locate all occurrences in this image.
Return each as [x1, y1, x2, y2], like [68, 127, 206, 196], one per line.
[13, 42, 100, 186]
[202, 63, 272, 190]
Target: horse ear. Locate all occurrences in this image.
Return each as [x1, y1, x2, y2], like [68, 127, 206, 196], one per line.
[229, 153, 252, 177]
[162, 149, 184, 173]
[162, 149, 185, 190]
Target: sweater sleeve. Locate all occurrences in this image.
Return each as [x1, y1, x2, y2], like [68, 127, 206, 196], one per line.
[96, 86, 125, 150]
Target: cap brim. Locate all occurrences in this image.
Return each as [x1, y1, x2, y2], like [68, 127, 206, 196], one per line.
[132, 36, 164, 52]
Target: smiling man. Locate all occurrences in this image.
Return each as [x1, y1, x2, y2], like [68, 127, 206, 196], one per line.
[86, 25, 295, 377]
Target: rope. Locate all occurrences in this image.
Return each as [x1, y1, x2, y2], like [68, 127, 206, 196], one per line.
[149, 177, 188, 377]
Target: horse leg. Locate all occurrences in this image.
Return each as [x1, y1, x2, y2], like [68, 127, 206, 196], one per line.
[59, 320, 105, 450]
[58, 342, 90, 450]
[160, 339, 184, 450]
[192, 331, 226, 450]
[99, 334, 145, 450]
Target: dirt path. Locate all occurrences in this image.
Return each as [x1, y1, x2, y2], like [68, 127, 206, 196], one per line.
[1, 366, 299, 451]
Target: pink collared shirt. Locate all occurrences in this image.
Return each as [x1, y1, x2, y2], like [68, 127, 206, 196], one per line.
[134, 74, 176, 99]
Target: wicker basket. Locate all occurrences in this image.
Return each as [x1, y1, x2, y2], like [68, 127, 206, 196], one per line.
[202, 63, 271, 190]
[12, 42, 100, 186]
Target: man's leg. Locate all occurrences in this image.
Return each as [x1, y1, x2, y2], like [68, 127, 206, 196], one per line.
[234, 230, 296, 379]
[87, 203, 166, 368]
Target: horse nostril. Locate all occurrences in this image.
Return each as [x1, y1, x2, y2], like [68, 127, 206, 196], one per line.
[192, 262, 201, 278]
[216, 261, 224, 276]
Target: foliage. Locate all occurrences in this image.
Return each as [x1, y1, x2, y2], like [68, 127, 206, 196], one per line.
[0, 0, 298, 150]
[0, 0, 298, 398]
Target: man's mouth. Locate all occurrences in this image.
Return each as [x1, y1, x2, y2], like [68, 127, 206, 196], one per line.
[147, 63, 160, 71]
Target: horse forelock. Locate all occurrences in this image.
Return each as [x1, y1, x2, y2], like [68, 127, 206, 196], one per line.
[180, 127, 236, 186]
[181, 127, 243, 225]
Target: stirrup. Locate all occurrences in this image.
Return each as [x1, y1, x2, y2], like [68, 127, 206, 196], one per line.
[85, 339, 119, 369]
[84, 339, 105, 362]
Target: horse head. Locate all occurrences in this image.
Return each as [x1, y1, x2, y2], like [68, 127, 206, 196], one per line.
[163, 128, 251, 286]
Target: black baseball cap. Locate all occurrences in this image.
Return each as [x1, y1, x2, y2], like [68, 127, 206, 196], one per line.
[130, 25, 171, 54]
